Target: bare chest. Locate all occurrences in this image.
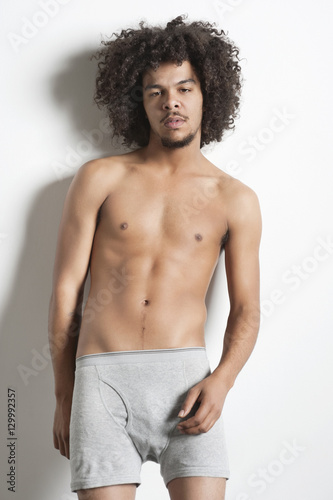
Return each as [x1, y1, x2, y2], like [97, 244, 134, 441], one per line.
[97, 174, 227, 250]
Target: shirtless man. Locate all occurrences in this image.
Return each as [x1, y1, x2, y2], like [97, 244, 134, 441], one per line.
[48, 16, 261, 500]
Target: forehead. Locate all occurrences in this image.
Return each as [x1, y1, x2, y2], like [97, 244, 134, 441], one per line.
[142, 60, 200, 88]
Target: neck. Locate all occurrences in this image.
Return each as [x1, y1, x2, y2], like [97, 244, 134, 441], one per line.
[142, 133, 205, 173]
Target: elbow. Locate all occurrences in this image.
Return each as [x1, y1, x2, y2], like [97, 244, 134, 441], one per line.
[228, 302, 261, 335]
[49, 282, 85, 319]
[51, 279, 85, 301]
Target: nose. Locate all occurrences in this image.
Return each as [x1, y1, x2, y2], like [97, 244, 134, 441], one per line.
[162, 91, 180, 111]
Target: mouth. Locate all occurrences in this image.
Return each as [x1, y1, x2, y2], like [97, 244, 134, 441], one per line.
[164, 117, 185, 129]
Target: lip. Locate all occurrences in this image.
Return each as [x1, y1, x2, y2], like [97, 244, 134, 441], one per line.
[164, 118, 185, 129]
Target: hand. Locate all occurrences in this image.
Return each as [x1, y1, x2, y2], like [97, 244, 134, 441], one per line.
[53, 396, 72, 459]
[177, 372, 230, 435]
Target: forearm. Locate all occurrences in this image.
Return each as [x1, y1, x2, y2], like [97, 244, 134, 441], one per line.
[48, 288, 83, 400]
[212, 305, 260, 388]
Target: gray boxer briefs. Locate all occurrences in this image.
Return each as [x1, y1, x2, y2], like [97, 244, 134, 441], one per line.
[69, 346, 230, 492]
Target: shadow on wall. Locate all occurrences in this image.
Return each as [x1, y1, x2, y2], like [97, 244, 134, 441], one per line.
[0, 47, 131, 500]
[0, 178, 75, 499]
[0, 47, 225, 499]
[50, 47, 134, 179]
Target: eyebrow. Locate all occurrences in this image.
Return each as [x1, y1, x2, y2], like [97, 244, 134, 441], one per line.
[144, 78, 197, 91]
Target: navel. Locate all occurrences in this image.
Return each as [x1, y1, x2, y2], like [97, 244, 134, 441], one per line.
[195, 233, 203, 241]
[142, 299, 150, 306]
[120, 222, 128, 230]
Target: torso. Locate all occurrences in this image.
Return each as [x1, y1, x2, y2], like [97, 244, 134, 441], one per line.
[75, 149, 232, 358]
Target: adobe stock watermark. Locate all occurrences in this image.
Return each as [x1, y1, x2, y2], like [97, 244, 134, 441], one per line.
[82, 267, 135, 323]
[214, 0, 246, 20]
[260, 235, 333, 324]
[7, 0, 72, 54]
[234, 439, 306, 499]
[129, 85, 144, 110]
[51, 84, 145, 180]
[224, 107, 296, 177]
[51, 118, 112, 180]
[179, 179, 223, 223]
[17, 267, 134, 386]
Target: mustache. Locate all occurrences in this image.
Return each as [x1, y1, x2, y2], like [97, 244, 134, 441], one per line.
[161, 113, 188, 123]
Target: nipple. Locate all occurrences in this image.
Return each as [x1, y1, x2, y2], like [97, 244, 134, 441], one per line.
[195, 233, 203, 241]
[120, 222, 128, 230]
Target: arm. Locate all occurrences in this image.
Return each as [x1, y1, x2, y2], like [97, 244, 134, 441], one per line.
[177, 185, 262, 434]
[213, 185, 262, 386]
[48, 159, 109, 458]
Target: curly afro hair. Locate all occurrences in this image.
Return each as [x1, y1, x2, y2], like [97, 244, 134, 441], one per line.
[92, 14, 243, 149]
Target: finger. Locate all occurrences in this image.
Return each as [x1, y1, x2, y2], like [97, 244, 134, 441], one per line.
[61, 433, 70, 459]
[59, 438, 66, 457]
[180, 414, 216, 435]
[178, 387, 201, 418]
[178, 400, 221, 432]
[64, 435, 70, 460]
[178, 402, 210, 430]
[53, 432, 59, 450]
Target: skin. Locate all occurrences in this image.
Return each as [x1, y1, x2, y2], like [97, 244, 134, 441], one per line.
[48, 60, 262, 500]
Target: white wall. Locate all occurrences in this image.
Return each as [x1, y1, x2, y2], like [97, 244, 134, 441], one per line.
[1, 1, 332, 499]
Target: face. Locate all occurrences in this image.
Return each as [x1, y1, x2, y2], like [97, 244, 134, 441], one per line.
[142, 60, 204, 149]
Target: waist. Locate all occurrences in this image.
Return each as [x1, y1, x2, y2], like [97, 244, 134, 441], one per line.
[76, 346, 207, 368]
[81, 292, 207, 328]
[78, 293, 207, 357]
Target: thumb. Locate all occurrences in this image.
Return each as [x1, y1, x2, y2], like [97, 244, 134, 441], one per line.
[178, 387, 201, 418]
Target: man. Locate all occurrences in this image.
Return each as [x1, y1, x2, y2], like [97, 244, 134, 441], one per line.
[48, 15, 261, 500]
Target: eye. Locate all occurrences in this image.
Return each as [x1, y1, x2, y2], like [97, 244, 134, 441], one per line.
[150, 91, 162, 97]
[180, 88, 191, 93]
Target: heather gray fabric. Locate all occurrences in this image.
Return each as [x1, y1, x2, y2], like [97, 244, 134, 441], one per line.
[69, 347, 230, 492]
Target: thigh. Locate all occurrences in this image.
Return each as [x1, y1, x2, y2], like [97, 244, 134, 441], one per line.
[77, 484, 136, 500]
[168, 476, 226, 500]
[159, 355, 230, 488]
[70, 365, 142, 491]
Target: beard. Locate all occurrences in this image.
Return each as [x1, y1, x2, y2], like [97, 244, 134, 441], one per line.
[161, 131, 196, 149]
[160, 123, 201, 149]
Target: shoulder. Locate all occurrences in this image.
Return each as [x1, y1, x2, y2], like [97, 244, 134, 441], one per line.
[73, 150, 141, 186]
[227, 179, 262, 239]
[202, 159, 261, 222]
[225, 177, 260, 213]
[65, 157, 125, 210]
[76, 153, 129, 177]
[209, 163, 259, 210]
[213, 170, 261, 231]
